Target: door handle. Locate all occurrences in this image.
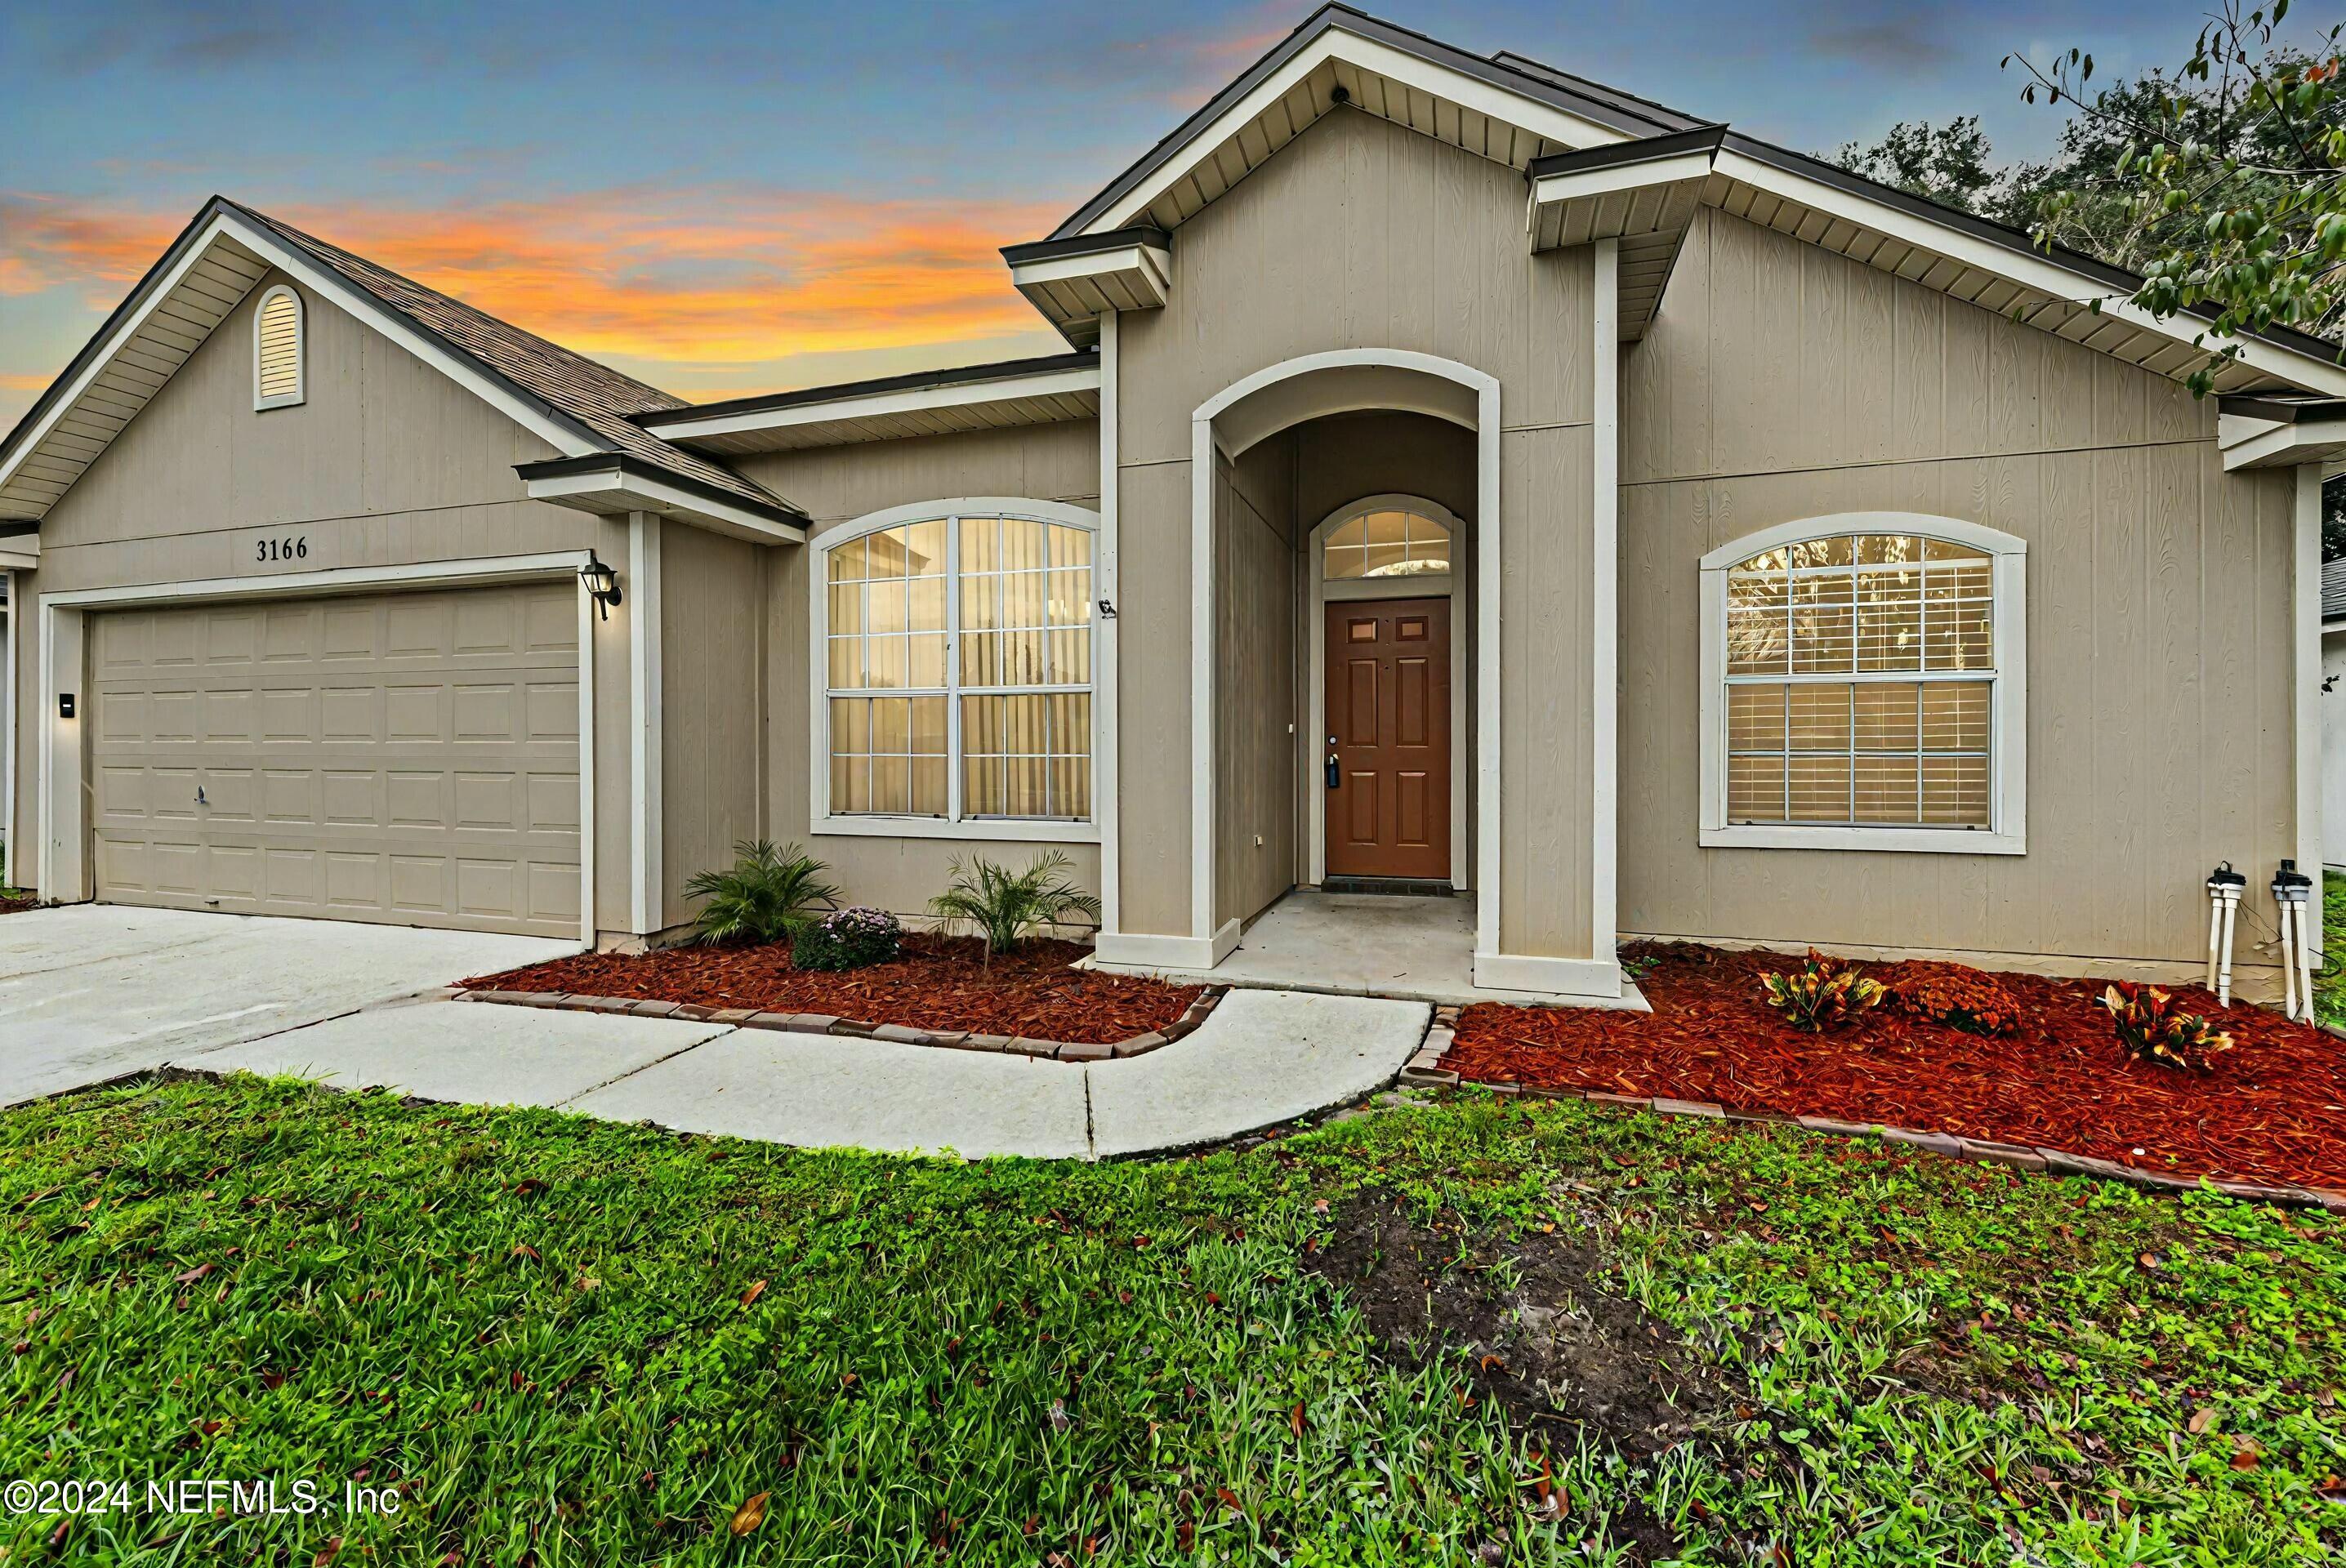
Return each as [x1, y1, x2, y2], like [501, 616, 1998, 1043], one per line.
[1325, 755, 1340, 790]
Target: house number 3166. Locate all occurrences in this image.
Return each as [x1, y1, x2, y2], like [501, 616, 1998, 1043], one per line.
[256, 535, 308, 564]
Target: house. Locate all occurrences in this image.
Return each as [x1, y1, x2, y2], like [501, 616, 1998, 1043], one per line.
[5, 4, 2342, 1002]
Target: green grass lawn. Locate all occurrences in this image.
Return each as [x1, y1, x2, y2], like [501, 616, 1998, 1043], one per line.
[3, 1077, 2342, 1566]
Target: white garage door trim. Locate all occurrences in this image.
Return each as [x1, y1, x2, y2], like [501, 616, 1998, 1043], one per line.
[38, 551, 599, 945]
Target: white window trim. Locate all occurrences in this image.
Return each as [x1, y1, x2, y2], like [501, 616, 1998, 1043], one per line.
[1697, 511, 2028, 855]
[252, 283, 305, 411]
[1305, 493, 1469, 889]
[806, 497, 1102, 844]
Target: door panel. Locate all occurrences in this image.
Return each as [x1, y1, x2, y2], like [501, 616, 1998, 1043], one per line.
[1324, 596, 1451, 880]
[90, 583, 582, 937]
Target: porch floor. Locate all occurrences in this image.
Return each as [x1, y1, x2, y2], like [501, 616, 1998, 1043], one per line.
[1091, 891, 1649, 1010]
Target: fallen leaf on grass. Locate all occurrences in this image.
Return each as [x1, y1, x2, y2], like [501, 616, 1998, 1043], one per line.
[1289, 1402, 1306, 1437]
[312, 1539, 341, 1566]
[510, 1245, 540, 1263]
[172, 1263, 212, 1285]
[2187, 1406, 2218, 1434]
[729, 1493, 769, 1535]
[739, 1280, 767, 1308]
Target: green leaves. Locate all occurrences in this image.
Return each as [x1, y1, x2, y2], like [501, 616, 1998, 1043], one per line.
[681, 840, 841, 947]
[925, 852, 1102, 969]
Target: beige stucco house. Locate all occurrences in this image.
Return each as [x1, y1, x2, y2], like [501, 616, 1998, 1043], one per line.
[7, 5, 2345, 1001]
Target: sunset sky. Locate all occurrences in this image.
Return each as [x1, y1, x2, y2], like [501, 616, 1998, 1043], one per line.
[0, 0, 2237, 427]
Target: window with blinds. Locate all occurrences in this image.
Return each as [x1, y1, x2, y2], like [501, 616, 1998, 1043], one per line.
[1723, 532, 1995, 828]
[253, 286, 304, 409]
[823, 512, 1094, 823]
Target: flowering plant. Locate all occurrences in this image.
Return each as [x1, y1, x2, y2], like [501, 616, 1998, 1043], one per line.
[1760, 951, 1885, 1031]
[2100, 982, 2232, 1071]
[1893, 966, 2022, 1036]
[791, 906, 903, 972]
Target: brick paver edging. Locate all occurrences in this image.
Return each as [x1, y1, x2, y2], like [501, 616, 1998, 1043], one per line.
[1398, 1008, 2346, 1214]
[453, 985, 1227, 1062]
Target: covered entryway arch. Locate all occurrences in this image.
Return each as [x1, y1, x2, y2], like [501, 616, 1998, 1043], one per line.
[1185, 349, 1501, 969]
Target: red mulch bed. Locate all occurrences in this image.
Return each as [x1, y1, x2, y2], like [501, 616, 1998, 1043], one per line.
[462, 933, 1199, 1045]
[1443, 942, 2346, 1189]
[0, 898, 35, 916]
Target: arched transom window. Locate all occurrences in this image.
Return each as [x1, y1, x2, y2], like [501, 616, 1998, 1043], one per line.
[1700, 517, 2027, 853]
[1322, 506, 1450, 579]
[821, 508, 1094, 826]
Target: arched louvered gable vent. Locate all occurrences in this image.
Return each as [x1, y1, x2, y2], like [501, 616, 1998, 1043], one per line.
[253, 284, 304, 408]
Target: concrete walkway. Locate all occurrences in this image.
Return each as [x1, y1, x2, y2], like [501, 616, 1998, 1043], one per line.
[1093, 891, 1651, 1010]
[0, 906, 573, 1107]
[178, 987, 1430, 1160]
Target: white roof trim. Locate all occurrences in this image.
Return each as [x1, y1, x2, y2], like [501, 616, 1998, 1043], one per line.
[1706, 146, 2346, 400]
[1083, 27, 1628, 237]
[0, 212, 242, 501]
[0, 209, 602, 513]
[524, 466, 806, 545]
[0, 540, 35, 572]
[1528, 148, 1715, 207]
[651, 364, 1102, 443]
[2219, 412, 2346, 470]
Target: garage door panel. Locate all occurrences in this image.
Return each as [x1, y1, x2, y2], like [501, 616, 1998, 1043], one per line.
[525, 680, 580, 741]
[208, 612, 258, 664]
[261, 687, 314, 740]
[93, 582, 582, 938]
[320, 685, 381, 741]
[322, 606, 375, 659]
[264, 847, 322, 904]
[454, 771, 520, 831]
[527, 771, 580, 831]
[452, 683, 515, 741]
[386, 684, 447, 742]
[261, 769, 317, 825]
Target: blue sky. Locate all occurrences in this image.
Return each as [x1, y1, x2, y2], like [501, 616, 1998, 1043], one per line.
[0, 0, 2238, 424]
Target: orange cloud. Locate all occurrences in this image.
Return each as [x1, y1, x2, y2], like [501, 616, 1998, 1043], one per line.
[0, 185, 1069, 395]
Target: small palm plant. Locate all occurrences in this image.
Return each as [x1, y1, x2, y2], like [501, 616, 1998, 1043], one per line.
[926, 852, 1102, 969]
[684, 840, 841, 946]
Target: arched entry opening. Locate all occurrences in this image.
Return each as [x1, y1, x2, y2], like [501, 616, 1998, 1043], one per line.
[1184, 350, 1501, 967]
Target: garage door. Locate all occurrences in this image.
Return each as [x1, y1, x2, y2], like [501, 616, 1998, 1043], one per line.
[91, 582, 582, 938]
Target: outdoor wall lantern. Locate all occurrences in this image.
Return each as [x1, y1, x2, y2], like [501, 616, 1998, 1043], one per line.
[579, 556, 622, 620]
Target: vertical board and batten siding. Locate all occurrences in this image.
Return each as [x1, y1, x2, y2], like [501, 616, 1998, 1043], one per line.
[1214, 443, 1299, 929]
[1117, 106, 1597, 955]
[9, 269, 638, 933]
[1620, 209, 2299, 977]
[658, 525, 767, 927]
[735, 425, 1102, 918]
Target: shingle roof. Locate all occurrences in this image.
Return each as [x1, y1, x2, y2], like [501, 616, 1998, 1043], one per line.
[225, 200, 793, 516]
[2323, 557, 2346, 623]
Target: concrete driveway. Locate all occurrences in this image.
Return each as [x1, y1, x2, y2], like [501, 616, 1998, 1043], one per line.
[0, 906, 574, 1107]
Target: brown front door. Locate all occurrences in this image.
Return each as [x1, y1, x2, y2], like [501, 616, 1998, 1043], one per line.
[1324, 596, 1450, 881]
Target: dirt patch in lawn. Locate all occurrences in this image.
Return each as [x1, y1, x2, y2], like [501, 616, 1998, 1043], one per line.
[1444, 942, 2346, 1189]
[1305, 1193, 1743, 1560]
[462, 933, 1199, 1045]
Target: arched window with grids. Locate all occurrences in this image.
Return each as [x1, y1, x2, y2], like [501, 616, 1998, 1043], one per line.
[1697, 514, 2027, 854]
[814, 501, 1097, 835]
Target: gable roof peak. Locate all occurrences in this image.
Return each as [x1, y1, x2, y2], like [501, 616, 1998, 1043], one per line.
[1049, 2, 1703, 242]
[0, 194, 799, 527]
